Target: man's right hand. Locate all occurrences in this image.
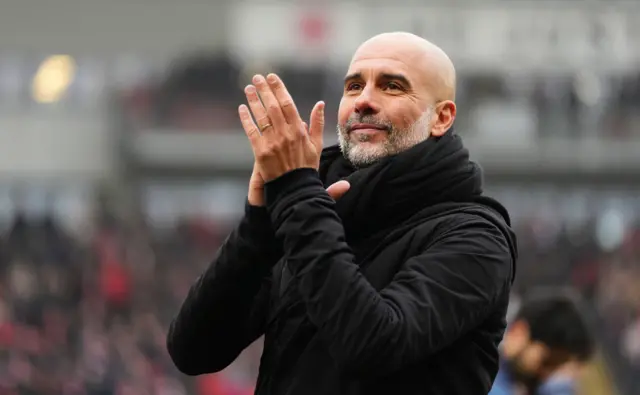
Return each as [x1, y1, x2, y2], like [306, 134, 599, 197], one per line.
[248, 164, 351, 207]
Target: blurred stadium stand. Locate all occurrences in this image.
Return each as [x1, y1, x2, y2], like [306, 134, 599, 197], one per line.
[0, 0, 639, 394]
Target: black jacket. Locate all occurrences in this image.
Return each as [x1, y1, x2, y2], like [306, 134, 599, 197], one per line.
[167, 132, 518, 395]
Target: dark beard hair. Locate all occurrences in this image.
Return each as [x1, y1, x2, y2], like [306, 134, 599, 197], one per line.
[505, 355, 543, 394]
[508, 347, 576, 394]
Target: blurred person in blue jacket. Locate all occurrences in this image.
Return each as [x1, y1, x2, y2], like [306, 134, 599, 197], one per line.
[490, 291, 595, 395]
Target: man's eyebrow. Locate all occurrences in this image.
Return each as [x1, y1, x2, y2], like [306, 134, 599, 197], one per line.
[380, 73, 412, 88]
[344, 72, 361, 84]
[343, 72, 412, 88]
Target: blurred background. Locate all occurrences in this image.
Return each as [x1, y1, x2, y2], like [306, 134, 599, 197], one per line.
[0, 0, 638, 394]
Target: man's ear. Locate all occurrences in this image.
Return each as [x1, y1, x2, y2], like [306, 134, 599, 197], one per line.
[431, 100, 456, 137]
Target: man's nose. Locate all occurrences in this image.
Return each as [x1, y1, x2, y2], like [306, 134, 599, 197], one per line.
[354, 88, 381, 115]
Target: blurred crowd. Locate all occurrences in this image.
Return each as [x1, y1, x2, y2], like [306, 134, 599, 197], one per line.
[119, 53, 640, 140]
[0, 208, 263, 395]
[0, 195, 638, 394]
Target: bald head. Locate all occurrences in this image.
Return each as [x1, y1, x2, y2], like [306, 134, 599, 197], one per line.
[352, 32, 456, 101]
[337, 32, 458, 167]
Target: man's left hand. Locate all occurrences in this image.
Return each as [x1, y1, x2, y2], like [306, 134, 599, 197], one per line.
[238, 74, 325, 182]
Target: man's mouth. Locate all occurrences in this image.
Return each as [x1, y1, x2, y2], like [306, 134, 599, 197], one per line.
[348, 124, 388, 143]
[348, 124, 388, 137]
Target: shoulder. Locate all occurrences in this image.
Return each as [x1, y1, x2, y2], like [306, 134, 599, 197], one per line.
[408, 205, 517, 282]
[411, 203, 514, 248]
[422, 211, 514, 268]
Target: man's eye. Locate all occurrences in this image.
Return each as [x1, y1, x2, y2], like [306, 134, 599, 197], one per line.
[385, 82, 402, 90]
[347, 83, 362, 91]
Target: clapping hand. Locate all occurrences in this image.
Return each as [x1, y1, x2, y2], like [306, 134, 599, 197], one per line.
[241, 74, 350, 205]
[239, 74, 325, 182]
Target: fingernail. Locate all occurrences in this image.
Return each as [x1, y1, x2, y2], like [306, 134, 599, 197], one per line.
[267, 74, 277, 84]
[252, 75, 262, 84]
[318, 101, 325, 113]
[245, 85, 256, 94]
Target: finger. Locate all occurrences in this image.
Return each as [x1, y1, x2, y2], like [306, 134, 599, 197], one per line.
[309, 101, 325, 148]
[326, 180, 350, 201]
[253, 74, 287, 132]
[238, 104, 262, 149]
[302, 122, 309, 134]
[244, 85, 271, 135]
[266, 73, 301, 125]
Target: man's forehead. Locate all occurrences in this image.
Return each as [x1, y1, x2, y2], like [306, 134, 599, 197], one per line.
[345, 56, 412, 79]
[347, 42, 430, 79]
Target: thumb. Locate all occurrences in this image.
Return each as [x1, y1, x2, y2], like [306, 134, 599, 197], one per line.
[309, 101, 325, 149]
[326, 180, 350, 201]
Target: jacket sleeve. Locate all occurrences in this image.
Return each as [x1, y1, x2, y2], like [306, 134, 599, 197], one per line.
[166, 202, 281, 375]
[265, 169, 514, 375]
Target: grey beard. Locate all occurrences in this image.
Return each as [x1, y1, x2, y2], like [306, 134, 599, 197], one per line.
[336, 107, 434, 168]
[337, 130, 397, 168]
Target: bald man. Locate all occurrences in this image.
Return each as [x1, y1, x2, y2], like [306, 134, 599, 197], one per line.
[167, 32, 518, 395]
[338, 32, 457, 168]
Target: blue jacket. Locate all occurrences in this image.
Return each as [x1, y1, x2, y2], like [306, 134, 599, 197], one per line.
[489, 362, 513, 395]
[489, 361, 576, 395]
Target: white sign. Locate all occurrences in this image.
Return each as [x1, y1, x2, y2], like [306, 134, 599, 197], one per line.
[229, 2, 640, 72]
